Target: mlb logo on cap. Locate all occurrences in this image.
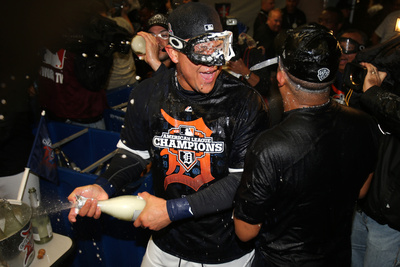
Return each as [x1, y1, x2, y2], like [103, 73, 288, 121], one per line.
[204, 24, 214, 31]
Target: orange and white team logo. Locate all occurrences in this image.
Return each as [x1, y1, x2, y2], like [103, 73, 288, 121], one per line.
[153, 109, 224, 191]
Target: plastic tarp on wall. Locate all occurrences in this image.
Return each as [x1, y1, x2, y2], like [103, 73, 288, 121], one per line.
[40, 122, 152, 267]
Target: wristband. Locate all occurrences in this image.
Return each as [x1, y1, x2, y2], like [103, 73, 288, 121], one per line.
[166, 197, 194, 221]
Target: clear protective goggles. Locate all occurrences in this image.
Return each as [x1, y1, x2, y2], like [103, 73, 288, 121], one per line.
[150, 30, 169, 40]
[169, 31, 235, 66]
[339, 37, 365, 54]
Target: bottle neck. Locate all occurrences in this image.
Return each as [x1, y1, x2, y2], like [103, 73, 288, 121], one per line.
[29, 190, 40, 210]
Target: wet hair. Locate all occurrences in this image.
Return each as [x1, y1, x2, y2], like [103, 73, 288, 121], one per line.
[279, 60, 331, 93]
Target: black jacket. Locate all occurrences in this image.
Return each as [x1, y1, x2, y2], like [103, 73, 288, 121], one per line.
[235, 101, 379, 266]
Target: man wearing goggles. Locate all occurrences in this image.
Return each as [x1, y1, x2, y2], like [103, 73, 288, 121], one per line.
[136, 14, 172, 78]
[331, 29, 367, 104]
[338, 30, 367, 74]
[168, 31, 235, 67]
[165, 27, 235, 94]
[68, 2, 269, 267]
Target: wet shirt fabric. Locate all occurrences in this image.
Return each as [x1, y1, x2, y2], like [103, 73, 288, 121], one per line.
[120, 68, 269, 263]
[235, 101, 379, 266]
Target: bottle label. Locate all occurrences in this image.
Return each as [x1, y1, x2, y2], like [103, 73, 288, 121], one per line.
[32, 226, 40, 241]
[47, 223, 53, 237]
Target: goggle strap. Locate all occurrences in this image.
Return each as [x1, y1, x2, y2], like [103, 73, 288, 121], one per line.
[169, 35, 187, 51]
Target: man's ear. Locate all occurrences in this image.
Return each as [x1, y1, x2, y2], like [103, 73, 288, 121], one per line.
[276, 69, 286, 88]
[165, 45, 179, 64]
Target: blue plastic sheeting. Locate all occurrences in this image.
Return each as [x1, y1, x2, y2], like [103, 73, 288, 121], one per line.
[106, 84, 136, 108]
[40, 122, 152, 267]
[104, 83, 137, 133]
[103, 108, 126, 133]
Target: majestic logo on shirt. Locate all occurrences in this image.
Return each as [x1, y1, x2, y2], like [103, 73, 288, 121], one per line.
[153, 109, 224, 191]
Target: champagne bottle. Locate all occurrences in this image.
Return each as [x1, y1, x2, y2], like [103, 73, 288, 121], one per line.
[1, 200, 23, 237]
[131, 35, 146, 55]
[28, 187, 53, 244]
[75, 195, 146, 221]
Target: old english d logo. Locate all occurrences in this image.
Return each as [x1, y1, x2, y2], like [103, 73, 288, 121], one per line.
[153, 109, 224, 191]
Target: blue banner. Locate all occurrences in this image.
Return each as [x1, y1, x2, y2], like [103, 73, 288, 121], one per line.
[27, 111, 58, 184]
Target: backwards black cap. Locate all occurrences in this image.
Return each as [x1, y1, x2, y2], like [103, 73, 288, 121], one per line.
[167, 2, 223, 39]
[147, 14, 168, 31]
[279, 24, 341, 85]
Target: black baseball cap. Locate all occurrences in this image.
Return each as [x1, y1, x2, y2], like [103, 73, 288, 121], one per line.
[167, 2, 223, 39]
[279, 24, 341, 85]
[147, 14, 168, 31]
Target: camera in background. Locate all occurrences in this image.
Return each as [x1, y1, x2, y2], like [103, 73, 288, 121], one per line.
[343, 62, 367, 92]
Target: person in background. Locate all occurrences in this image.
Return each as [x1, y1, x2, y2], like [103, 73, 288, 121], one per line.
[332, 28, 368, 104]
[253, 0, 275, 34]
[367, 0, 400, 40]
[133, 1, 167, 32]
[37, 0, 134, 130]
[371, 9, 400, 44]
[281, 0, 307, 30]
[68, 2, 270, 266]
[348, 36, 400, 267]
[297, 0, 323, 24]
[317, 6, 344, 36]
[227, 31, 271, 100]
[234, 24, 379, 266]
[105, 0, 138, 90]
[135, 13, 173, 79]
[336, 0, 353, 32]
[253, 8, 283, 61]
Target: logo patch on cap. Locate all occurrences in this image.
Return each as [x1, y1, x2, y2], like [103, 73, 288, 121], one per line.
[204, 24, 214, 32]
[317, 68, 330, 81]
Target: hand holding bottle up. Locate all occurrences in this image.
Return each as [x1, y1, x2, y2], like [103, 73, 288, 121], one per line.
[136, 31, 163, 71]
[133, 192, 172, 231]
[67, 184, 108, 223]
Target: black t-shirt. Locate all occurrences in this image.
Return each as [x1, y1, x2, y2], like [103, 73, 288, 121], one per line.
[235, 101, 379, 266]
[120, 68, 270, 263]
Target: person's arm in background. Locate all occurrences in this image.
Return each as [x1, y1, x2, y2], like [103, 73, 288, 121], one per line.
[359, 172, 374, 199]
[234, 217, 262, 242]
[359, 62, 400, 135]
[227, 59, 261, 87]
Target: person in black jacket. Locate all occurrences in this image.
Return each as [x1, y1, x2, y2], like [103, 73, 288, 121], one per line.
[349, 36, 400, 267]
[68, 2, 270, 266]
[281, 0, 307, 30]
[234, 24, 380, 266]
